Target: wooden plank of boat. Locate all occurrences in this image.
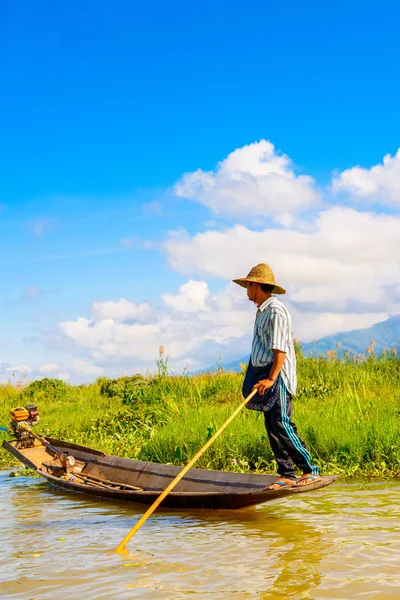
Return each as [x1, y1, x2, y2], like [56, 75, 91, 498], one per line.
[73, 471, 143, 491]
[2, 437, 338, 510]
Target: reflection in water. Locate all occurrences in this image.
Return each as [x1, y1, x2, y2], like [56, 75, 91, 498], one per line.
[180, 508, 328, 599]
[260, 517, 325, 599]
[10, 480, 51, 559]
[0, 472, 399, 599]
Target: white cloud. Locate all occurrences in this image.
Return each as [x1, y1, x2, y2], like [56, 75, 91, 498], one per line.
[73, 359, 105, 377]
[1, 362, 94, 384]
[162, 280, 209, 312]
[57, 283, 253, 368]
[174, 140, 320, 221]
[24, 141, 400, 377]
[6, 365, 32, 374]
[53, 197, 400, 372]
[163, 207, 400, 315]
[57, 371, 70, 381]
[53, 274, 395, 376]
[90, 299, 153, 323]
[38, 362, 60, 373]
[333, 149, 400, 205]
[288, 309, 389, 342]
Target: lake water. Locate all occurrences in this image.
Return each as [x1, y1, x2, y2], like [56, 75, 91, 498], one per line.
[0, 470, 399, 599]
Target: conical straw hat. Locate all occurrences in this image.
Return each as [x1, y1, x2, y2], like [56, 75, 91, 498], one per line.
[232, 263, 286, 295]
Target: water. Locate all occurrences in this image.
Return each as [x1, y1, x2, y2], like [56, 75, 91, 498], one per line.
[0, 470, 399, 599]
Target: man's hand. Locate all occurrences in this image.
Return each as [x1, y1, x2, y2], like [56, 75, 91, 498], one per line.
[253, 378, 275, 395]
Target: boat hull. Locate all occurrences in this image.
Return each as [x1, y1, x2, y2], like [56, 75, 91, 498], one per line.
[3, 438, 338, 509]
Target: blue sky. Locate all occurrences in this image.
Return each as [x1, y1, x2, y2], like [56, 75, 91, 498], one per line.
[1, 1, 400, 381]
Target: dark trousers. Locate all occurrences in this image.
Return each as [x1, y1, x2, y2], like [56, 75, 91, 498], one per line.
[264, 379, 320, 480]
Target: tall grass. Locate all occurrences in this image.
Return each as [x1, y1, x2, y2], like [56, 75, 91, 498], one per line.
[0, 350, 399, 478]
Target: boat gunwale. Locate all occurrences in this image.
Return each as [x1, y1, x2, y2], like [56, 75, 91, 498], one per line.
[2, 438, 339, 507]
[38, 469, 273, 497]
[37, 468, 338, 497]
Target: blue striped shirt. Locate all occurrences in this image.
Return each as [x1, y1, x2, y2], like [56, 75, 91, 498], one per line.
[250, 296, 297, 395]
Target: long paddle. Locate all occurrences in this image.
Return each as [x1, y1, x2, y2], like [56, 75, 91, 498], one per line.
[115, 388, 258, 554]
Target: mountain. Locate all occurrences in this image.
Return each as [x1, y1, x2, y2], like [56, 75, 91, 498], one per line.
[202, 315, 400, 372]
[301, 314, 400, 357]
[207, 355, 249, 373]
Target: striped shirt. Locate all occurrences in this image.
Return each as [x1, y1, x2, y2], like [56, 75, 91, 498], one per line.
[250, 296, 297, 395]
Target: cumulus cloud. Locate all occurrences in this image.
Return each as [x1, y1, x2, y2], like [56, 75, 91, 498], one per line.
[162, 280, 210, 313]
[333, 149, 400, 205]
[6, 364, 32, 375]
[174, 140, 320, 222]
[23, 141, 400, 379]
[38, 362, 60, 373]
[73, 359, 105, 377]
[163, 207, 400, 317]
[0, 360, 94, 385]
[53, 276, 394, 377]
[90, 298, 153, 323]
[56, 283, 253, 369]
[37, 365, 70, 381]
[287, 309, 389, 343]
[57, 371, 70, 381]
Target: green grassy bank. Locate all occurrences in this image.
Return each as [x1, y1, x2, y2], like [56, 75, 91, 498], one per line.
[1, 351, 399, 478]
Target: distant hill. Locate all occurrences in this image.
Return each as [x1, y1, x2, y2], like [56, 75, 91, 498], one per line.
[301, 314, 400, 357]
[202, 315, 400, 373]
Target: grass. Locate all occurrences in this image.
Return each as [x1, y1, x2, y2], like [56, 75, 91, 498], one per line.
[0, 348, 399, 478]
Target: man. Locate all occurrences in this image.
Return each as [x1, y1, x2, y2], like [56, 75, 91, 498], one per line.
[233, 263, 320, 490]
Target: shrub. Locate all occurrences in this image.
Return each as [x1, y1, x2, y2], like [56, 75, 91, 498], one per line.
[99, 375, 148, 404]
[21, 378, 70, 403]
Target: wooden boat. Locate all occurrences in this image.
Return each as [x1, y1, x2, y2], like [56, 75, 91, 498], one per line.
[3, 437, 338, 509]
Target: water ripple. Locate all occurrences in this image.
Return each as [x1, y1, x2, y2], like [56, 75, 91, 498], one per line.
[0, 471, 399, 598]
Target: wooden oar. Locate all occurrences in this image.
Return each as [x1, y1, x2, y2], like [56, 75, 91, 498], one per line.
[115, 388, 258, 554]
